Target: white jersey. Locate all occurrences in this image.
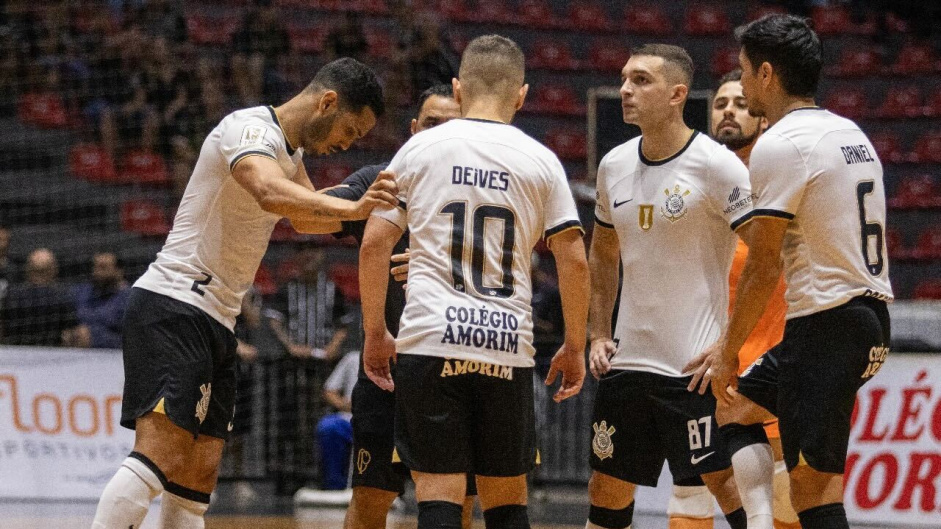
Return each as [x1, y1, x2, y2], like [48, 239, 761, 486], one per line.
[744, 108, 893, 318]
[374, 118, 583, 368]
[594, 132, 752, 376]
[135, 106, 303, 330]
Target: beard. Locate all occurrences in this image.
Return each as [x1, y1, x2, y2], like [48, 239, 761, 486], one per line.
[715, 126, 759, 152]
[305, 112, 337, 155]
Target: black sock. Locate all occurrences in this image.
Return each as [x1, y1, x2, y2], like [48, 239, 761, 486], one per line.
[418, 500, 463, 529]
[798, 503, 850, 529]
[720, 422, 770, 456]
[483, 504, 529, 529]
[588, 502, 634, 529]
[724, 507, 747, 529]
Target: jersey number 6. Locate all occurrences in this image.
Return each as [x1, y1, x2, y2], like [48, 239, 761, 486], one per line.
[855, 181, 884, 277]
[439, 202, 516, 298]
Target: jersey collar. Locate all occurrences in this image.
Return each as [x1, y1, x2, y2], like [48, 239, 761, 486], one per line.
[267, 106, 296, 156]
[638, 130, 699, 166]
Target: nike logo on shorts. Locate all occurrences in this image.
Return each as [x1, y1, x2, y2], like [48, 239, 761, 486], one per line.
[690, 451, 715, 465]
[613, 198, 633, 208]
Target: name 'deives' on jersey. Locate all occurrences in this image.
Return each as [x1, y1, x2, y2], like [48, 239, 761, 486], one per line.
[594, 132, 752, 377]
[135, 106, 304, 330]
[741, 108, 893, 318]
[374, 118, 583, 368]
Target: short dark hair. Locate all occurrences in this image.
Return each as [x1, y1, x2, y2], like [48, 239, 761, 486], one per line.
[459, 35, 525, 98]
[417, 83, 454, 109]
[718, 68, 742, 86]
[631, 43, 694, 85]
[306, 58, 385, 118]
[736, 14, 822, 98]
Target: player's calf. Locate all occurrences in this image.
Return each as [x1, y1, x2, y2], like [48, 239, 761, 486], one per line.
[345, 486, 399, 529]
[701, 467, 750, 529]
[586, 472, 635, 529]
[477, 475, 529, 529]
[789, 466, 846, 528]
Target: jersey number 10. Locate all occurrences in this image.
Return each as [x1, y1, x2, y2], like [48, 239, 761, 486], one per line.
[439, 202, 516, 298]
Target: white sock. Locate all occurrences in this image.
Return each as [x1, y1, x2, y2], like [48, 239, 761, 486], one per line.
[92, 456, 165, 529]
[668, 485, 715, 519]
[772, 459, 799, 524]
[730, 443, 775, 529]
[159, 490, 210, 528]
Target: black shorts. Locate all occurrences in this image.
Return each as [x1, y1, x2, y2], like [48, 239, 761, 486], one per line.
[590, 370, 731, 487]
[394, 354, 536, 478]
[737, 296, 890, 474]
[120, 288, 238, 441]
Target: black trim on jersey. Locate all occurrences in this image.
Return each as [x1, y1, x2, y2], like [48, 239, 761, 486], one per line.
[786, 106, 825, 116]
[229, 150, 277, 171]
[594, 215, 615, 229]
[462, 118, 508, 125]
[267, 106, 296, 155]
[397, 200, 407, 211]
[545, 219, 584, 240]
[638, 131, 699, 167]
[731, 208, 795, 231]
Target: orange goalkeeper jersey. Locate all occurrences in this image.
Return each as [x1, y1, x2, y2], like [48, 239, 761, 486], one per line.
[729, 239, 787, 372]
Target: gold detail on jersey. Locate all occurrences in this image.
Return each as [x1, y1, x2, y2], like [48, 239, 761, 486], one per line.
[661, 185, 691, 222]
[391, 448, 401, 463]
[152, 398, 166, 415]
[639, 205, 654, 231]
[592, 420, 616, 460]
[357, 449, 372, 474]
[195, 383, 211, 425]
[535, 449, 541, 465]
[741, 357, 764, 377]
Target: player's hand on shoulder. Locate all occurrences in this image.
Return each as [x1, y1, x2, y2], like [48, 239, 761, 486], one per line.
[546, 344, 587, 403]
[350, 171, 399, 219]
[390, 248, 410, 283]
[588, 338, 616, 380]
[364, 329, 396, 392]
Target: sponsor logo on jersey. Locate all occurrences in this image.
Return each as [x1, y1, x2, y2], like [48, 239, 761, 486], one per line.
[357, 449, 372, 474]
[239, 125, 267, 147]
[592, 420, 616, 460]
[195, 383, 211, 424]
[440, 305, 521, 354]
[440, 359, 514, 380]
[661, 185, 691, 222]
[724, 186, 757, 215]
[690, 451, 715, 465]
[639, 204, 654, 230]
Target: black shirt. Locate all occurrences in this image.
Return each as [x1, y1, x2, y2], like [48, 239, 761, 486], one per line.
[0, 283, 79, 346]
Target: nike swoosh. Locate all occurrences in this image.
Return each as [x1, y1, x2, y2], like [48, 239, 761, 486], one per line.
[690, 451, 715, 465]
[613, 199, 633, 208]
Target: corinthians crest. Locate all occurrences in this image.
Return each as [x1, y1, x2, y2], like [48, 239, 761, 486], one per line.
[661, 185, 691, 222]
[195, 383, 211, 424]
[592, 420, 616, 460]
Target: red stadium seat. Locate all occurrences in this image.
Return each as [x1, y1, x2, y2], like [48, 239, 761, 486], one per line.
[18, 92, 69, 129]
[330, 263, 361, 302]
[530, 40, 580, 71]
[588, 40, 630, 73]
[436, 0, 473, 22]
[472, 0, 514, 24]
[712, 47, 740, 77]
[832, 47, 882, 78]
[683, 4, 731, 36]
[528, 84, 585, 116]
[121, 200, 170, 237]
[358, 0, 389, 15]
[888, 174, 941, 209]
[811, 6, 867, 36]
[913, 280, 941, 300]
[69, 143, 117, 183]
[868, 132, 905, 165]
[911, 225, 941, 260]
[884, 228, 907, 260]
[287, 23, 327, 54]
[877, 85, 924, 119]
[545, 128, 587, 161]
[623, 4, 672, 36]
[911, 131, 941, 164]
[747, 4, 786, 22]
[823, 88, 867, 120]
[253, 264, 278, 297]
[518, 0, 558, 29]
[364, 26, 396, 60]
[926, 87, 941, 118]
[315, 163, 354, 188]
[186, 15, 238, 46]
[122, 149, 170, 186]
[893, 44, 939, 75]
[565, 2, 614, 32]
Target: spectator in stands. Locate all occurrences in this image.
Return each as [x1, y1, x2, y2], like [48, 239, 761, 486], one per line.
[230, 0, 291, 107]
[74, 252, 130, 349]
[0, 248, 90, 347]
[315, 344, 359, 490]
[325, 12, 369, 64]
[391, 2, 458, 95]
[133, 0, 186, 43]
[0, 226, 15, 302]
[275, 248, 349, 361]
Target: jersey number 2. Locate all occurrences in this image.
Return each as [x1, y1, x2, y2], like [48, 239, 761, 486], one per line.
[856, 181, 884, 276]
[439, 202, 516, 298]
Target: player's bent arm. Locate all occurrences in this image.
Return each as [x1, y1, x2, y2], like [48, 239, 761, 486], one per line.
[359, 216, 405, 336]
[290, 218, 343, 234]
[587, 225, 620, 342]
[724, 216, 789, 360]
[231, 155, 361, 222]
[550, 228, 590, 351]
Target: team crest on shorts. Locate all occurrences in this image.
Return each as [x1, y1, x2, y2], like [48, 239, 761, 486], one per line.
[592, 420, 616, 460]
[195, 383, 211, 424]
[357, 449, 372, 474]
[661, 185, 691, 222]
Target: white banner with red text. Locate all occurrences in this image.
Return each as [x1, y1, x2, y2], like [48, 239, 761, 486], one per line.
[0, 347, 133, 500]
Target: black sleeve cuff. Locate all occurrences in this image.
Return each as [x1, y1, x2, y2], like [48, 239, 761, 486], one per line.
[545, 219, 585, 240]
[229, 150, 277, 171]
[730, 208, 795, 231]
[593, 215, 614, 229]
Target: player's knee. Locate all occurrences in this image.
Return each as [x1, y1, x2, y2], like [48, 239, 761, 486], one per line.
[668, 485, 714, 519]
[700, 468, 738, 511]
[588, 472, 634, 510]
[720, 422, 769, 457]
[588, 502, 634, 529]
[351, 486, 398, 513]
[476, 475, 527, 510]
[788, 466, 842, 513]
